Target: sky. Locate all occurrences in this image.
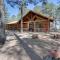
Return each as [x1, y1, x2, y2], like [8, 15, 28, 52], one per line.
[5, 0, 59, 17]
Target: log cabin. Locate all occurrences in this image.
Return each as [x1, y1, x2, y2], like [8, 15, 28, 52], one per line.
[6, 10, 53, 32]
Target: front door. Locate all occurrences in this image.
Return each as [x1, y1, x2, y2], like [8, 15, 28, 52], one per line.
[29, 22, 34, 32]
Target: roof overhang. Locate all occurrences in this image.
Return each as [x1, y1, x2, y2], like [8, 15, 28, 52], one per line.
[6, 10, 53, 25]
[6, 21, 18, 24]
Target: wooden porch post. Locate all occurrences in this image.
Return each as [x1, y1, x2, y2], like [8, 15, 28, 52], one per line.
[34, 22, 36, 32]
[17, 23, 18, 30]
[48, 19, 50, 32]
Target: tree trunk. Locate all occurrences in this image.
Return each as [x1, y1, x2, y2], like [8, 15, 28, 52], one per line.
[0, 0, 6, 45]
[20, 2, 24, 32]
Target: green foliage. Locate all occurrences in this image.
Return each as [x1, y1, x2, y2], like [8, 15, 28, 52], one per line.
[17, 7, 29, 20]
[6, 0, 48, 8]
[34, 5, 41, 13]
[4, 7, 10, 23]
[34, 2, 55, 17]
[55, 4, 60, 20]
[43, 3, 55, 16]
[45, 3, 54, 10]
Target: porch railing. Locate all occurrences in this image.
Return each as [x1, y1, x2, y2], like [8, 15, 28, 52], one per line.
[19, 28, 49, 32]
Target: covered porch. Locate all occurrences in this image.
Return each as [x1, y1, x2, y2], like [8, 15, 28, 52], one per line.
[5, 11, 53, 32]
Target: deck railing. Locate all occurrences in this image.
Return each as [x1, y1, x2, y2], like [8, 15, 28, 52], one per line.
[19, 28, 49, 32]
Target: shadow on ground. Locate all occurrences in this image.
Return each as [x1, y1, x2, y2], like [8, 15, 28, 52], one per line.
[14, 34, 42, 60]
[0, 32, 22, 60]
[0, 31, 60, 60]
[14, 33, 60, 58]
[21, 37, 60, 51]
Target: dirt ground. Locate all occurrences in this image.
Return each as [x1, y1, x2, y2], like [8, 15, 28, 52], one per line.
[0, 31, 60, 60]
